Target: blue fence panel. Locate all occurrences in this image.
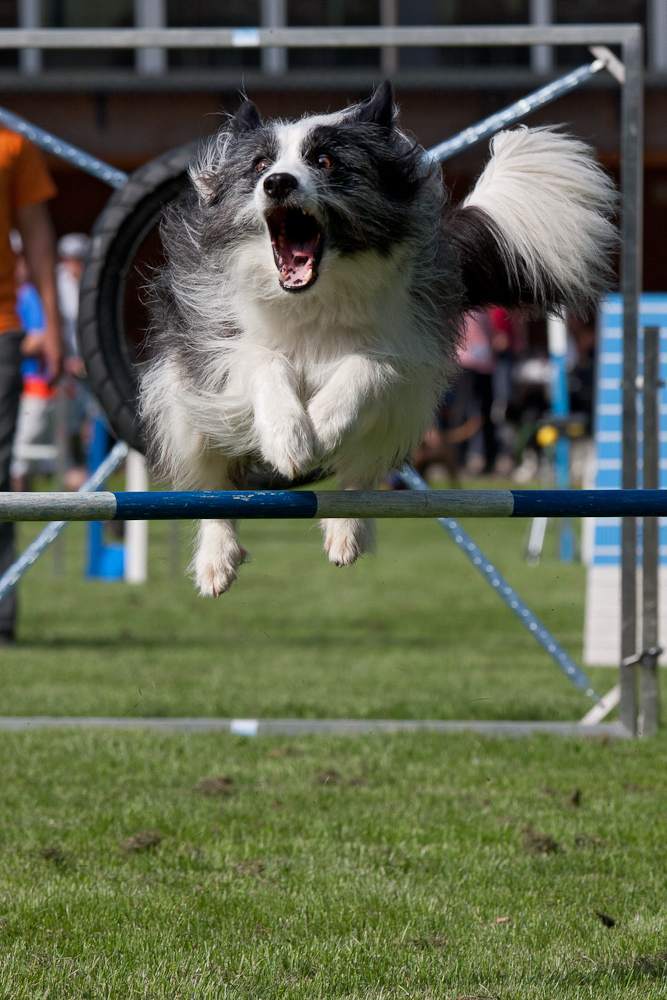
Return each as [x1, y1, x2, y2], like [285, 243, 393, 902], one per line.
[593, 294, 667, 566]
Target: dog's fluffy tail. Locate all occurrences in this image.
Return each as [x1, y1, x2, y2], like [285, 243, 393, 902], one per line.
[444, 127, 617, 315]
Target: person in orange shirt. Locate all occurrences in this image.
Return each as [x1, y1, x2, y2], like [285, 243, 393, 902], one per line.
[0, 129, 61, 644]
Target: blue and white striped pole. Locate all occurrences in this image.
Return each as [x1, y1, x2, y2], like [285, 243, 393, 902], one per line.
[427, 57, 606, 163]
[0, 104, 128, 189]
[1, 488, 667, 521]
[398, 464, 596, 699]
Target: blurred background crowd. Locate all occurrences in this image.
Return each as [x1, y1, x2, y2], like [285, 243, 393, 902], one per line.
[9, 226, 95, 494]
[386, 306, 596, 488]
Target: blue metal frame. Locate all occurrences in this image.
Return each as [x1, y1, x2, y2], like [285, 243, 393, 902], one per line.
[0, 59, 621, 709]
[0, 104, 128, 189]
[428, 59, 605, 163]
[398, 465, 598, 700]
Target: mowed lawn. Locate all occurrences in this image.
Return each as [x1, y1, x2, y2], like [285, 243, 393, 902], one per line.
[4, 499, 617, 720]
[1, 729, 667, 999]
[3, 497, 665, 998]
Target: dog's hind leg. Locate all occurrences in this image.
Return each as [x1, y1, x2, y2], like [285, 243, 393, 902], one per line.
[194, 518, 248, 597]
[320, 479, 377, 568]
[190, 459, 249, 597]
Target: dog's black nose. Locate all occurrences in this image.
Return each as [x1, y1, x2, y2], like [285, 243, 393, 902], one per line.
[263, 172, 298, 200]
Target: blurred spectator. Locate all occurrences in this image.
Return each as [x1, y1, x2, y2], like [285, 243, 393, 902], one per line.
[410, 392, 460, 486]
[489, 306, 526, 474]
[10, 236, 57, 492]
[57, 232, 92, 489]
[0, 128, 61, 643]
[57, 232, 89, 377]
[449, 308, 498, 475]
[567, 315, 596, 423]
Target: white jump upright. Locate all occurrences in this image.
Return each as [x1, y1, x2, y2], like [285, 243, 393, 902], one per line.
[124, 449, 148, 585]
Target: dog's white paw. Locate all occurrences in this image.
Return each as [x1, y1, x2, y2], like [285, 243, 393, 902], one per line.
[259, 413, 313, 479]
[308, 395, 350, 458]
[194, 539, 249, 597]
[321, 517, 376, 567]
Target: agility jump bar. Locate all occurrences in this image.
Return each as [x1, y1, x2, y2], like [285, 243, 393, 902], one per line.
[3, 489, 667, 522]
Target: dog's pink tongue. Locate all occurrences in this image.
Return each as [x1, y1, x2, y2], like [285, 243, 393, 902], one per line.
[277, 236, 319, 288]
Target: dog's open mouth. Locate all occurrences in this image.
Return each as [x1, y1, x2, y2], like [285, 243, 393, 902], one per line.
[266, 207, 323, 292]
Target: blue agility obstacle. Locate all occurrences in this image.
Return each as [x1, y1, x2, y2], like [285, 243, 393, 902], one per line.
[0, 43, 630, 721]
[2, 488, 667, 522]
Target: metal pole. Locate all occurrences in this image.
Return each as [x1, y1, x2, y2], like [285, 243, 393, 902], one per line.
[380, 0, 399, 75]
[0, 104, 128, 189]
[18, 0, 41, 76]
[640, 326, 661, 735]
[620, 25, 644, 736]
[260, 0, 287, 75]
[134, 0, 167, 76]
[0, 26, 642, 48]
[649, 0, 667, 71]
[428, 58, 606, 164]
[3, 488, 667, 521]
[530, 0, 553, 74]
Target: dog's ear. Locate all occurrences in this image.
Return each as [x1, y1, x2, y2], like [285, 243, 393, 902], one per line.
[230, 99, 263, 134]
[355, 80, 395, 131]
[191, 170, 217, 202]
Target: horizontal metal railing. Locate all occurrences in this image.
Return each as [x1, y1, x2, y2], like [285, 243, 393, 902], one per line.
[0, 25, 640, 49]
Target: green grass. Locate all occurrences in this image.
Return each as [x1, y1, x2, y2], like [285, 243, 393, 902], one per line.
[2, 492, 662, 997]
[5, 497, 616, 721]
[1, 728, 667, 998]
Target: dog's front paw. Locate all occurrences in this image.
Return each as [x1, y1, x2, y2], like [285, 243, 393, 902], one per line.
[308, 395, 352, 460]
[259, 413, 313, 479]
[194, 541, 249, 597]
[321, 517, 376, 567]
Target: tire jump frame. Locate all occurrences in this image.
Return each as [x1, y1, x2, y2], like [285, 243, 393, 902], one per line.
[0, 42, 634, 723]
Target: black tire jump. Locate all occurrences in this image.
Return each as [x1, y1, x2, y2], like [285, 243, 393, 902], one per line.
[78, 143, 197, 454]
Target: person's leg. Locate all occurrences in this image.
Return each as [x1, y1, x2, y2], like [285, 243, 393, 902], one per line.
[477, 371, 499, 473]
[0, 331, 25, 639]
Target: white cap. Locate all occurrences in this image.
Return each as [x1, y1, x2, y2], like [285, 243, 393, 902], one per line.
[57, 232, 90, 259]
[9, 229, 22, 255]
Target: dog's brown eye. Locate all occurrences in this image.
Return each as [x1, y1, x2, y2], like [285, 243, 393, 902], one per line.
[256, 158, 271, 173]
[317, 154, 332, 169]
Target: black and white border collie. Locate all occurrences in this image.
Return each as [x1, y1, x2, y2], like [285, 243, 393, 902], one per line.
[141, 82, 616, 596]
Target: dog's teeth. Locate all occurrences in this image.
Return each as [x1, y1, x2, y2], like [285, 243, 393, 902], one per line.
[303, 267, 313, 282]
